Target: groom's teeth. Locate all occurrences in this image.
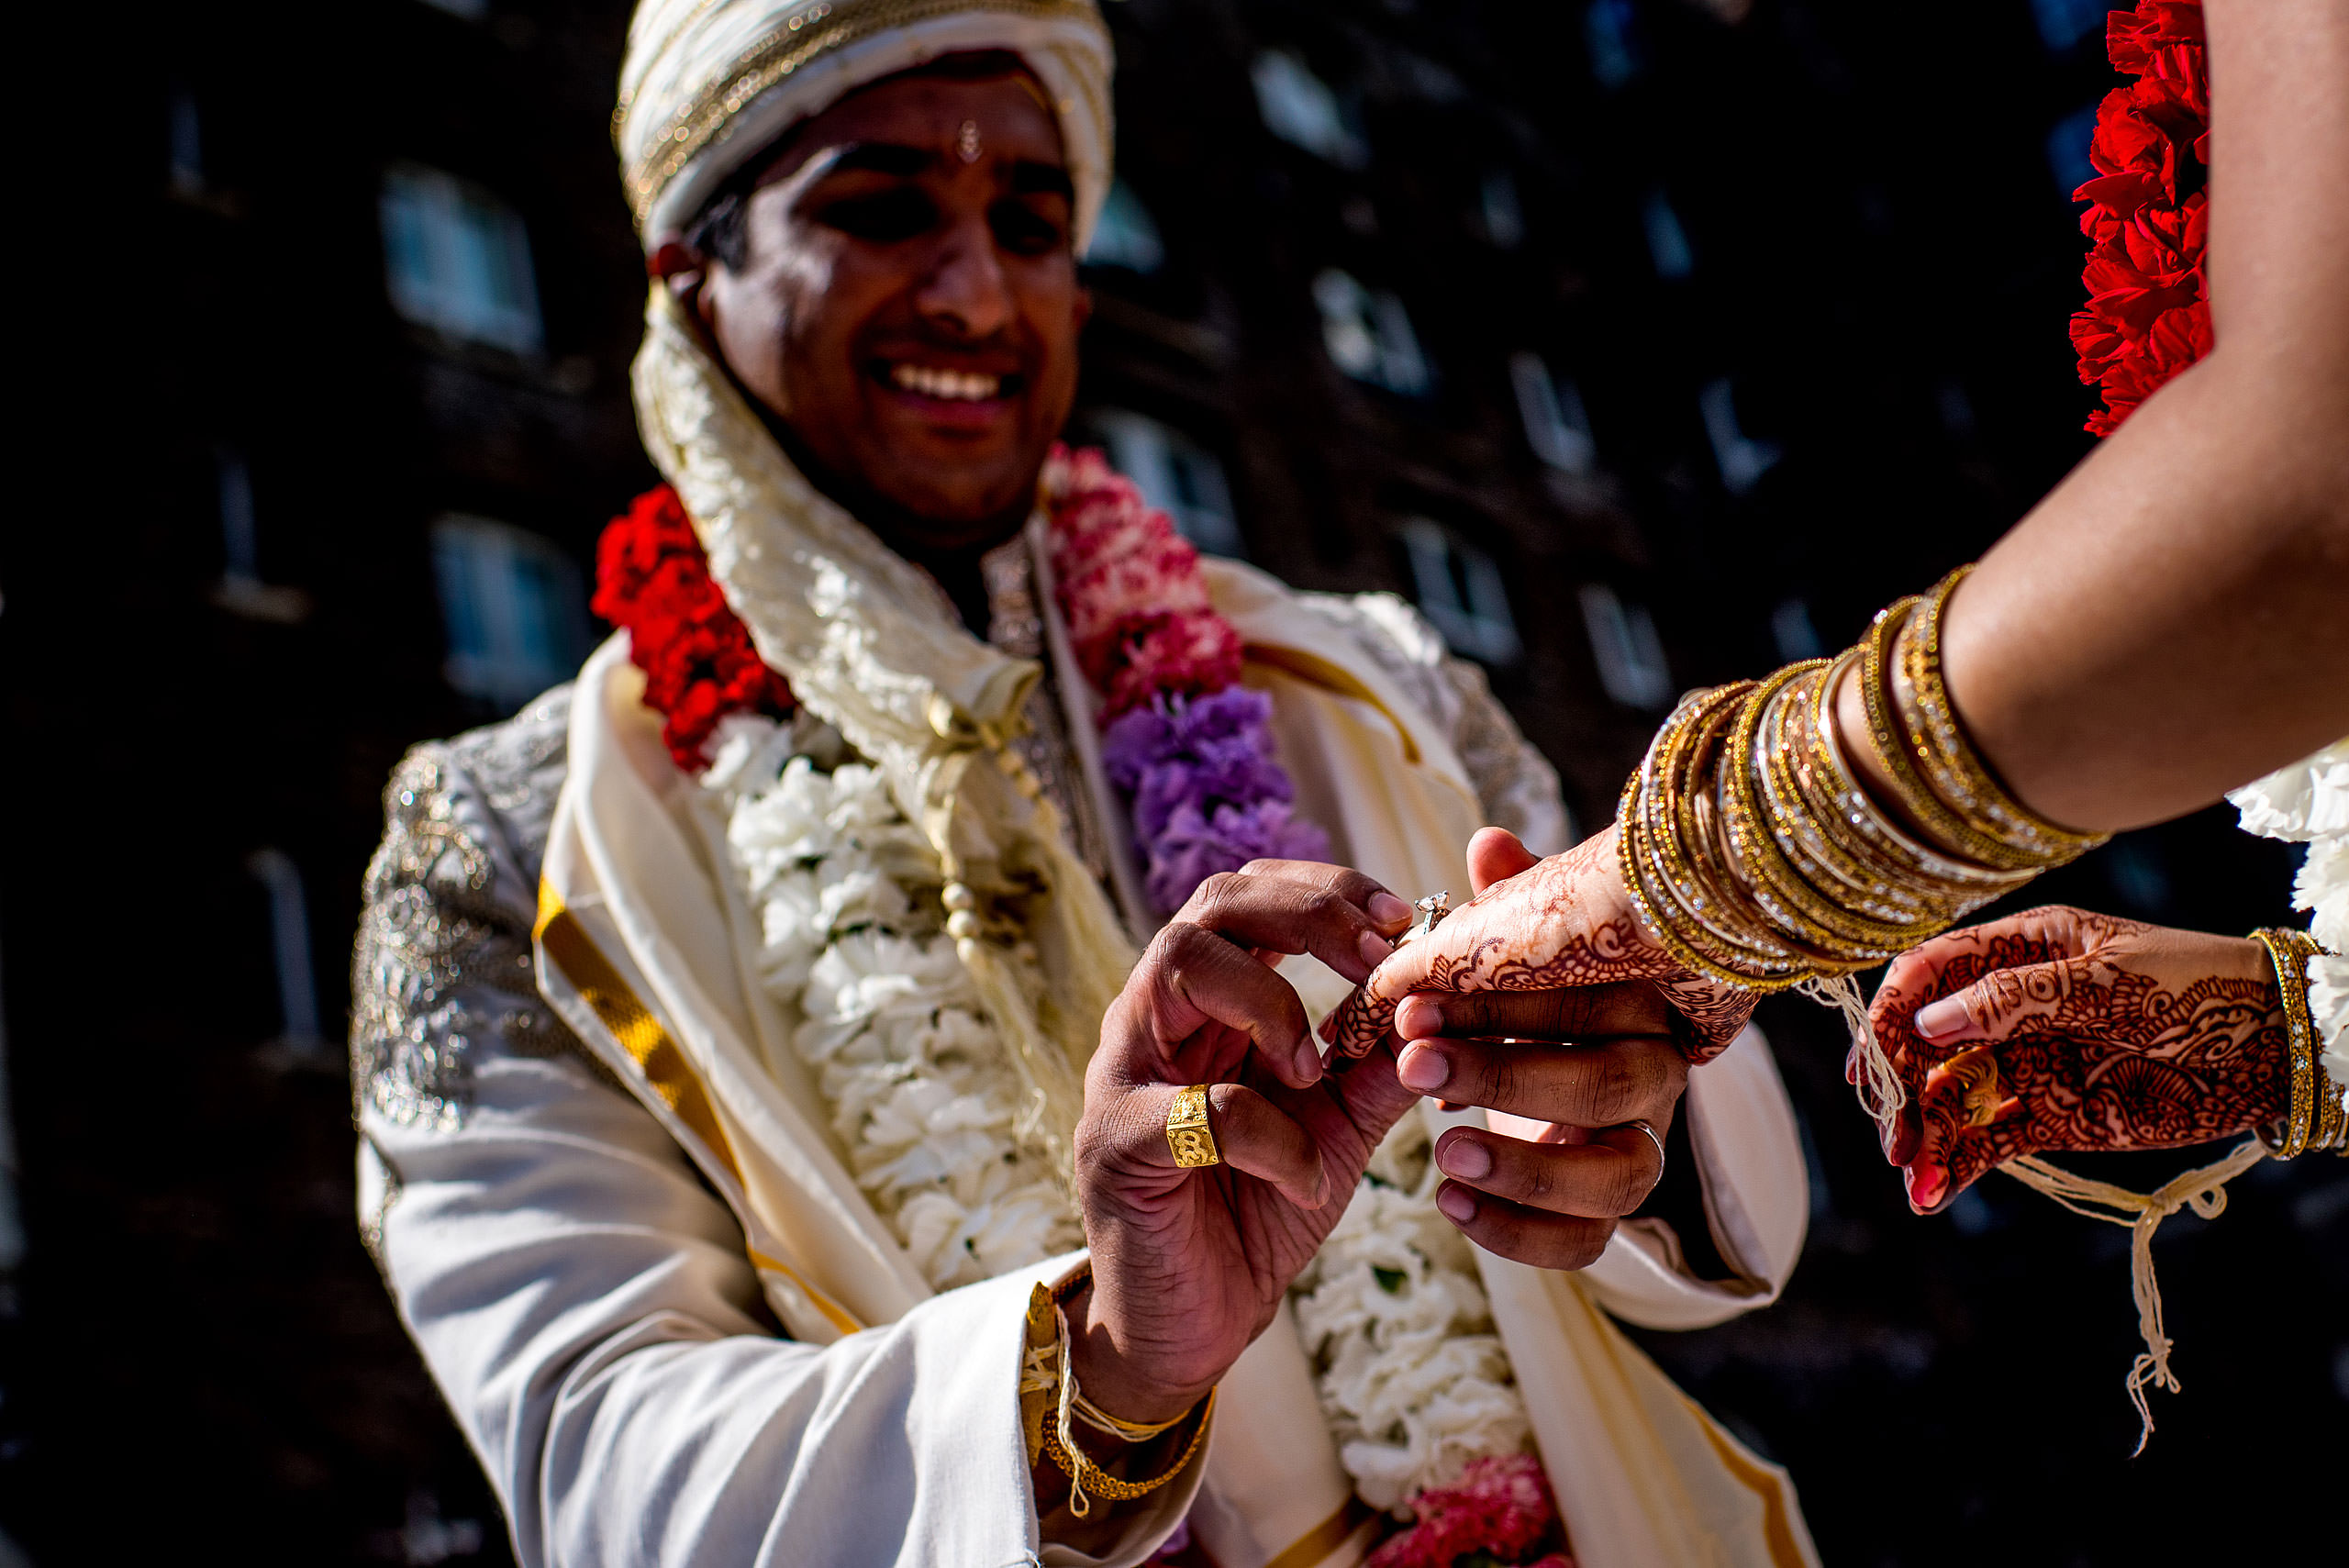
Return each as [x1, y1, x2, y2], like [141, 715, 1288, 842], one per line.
[889, 363, 1002, 400]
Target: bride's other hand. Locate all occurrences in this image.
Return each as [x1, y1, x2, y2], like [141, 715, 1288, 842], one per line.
[1325, 826, 1758, 1067]
[1868, 906, 2289, 1214]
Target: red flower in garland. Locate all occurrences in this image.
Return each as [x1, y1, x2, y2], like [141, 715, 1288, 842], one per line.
[2071, 0, 2211, 437]
[593, 485, 794, 773]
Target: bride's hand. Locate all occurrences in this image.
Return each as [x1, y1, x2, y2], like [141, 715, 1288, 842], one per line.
[1068, 860, 1421, 1424]
[1324, 825, 1758, 1068]
[1868, 906, 2289, 1214]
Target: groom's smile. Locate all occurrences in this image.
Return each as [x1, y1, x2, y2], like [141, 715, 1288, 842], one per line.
[671, 60, 1092, 557]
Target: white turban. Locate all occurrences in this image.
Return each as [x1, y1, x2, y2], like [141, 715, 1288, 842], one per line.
[617, 0, 1116, 250]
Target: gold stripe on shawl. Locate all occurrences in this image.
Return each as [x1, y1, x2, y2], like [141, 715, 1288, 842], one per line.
[1242, 646, 1421, 766]
[1262, 1496, 1375, 1568]
[535, 880, 743, 1183]
[747, 1248, 865, 1338]
[1684, 1398, 1807, 1568]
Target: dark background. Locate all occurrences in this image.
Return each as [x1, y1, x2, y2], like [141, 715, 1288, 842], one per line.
[2, 0, 2342, 1562]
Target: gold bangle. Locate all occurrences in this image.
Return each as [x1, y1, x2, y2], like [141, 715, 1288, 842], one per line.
[2251, 928, 2321, 1157]
[1047, 1329, 1215, 1518]
[1072, 1388, 1190, 1444]
[1858, 602, 2046, 874]
[1898, 568, 2108, 865]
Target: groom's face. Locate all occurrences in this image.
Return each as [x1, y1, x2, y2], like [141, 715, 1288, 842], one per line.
[687, 63, 1088, 553]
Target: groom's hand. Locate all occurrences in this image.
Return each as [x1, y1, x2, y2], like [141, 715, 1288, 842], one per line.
[1391, 985, 1685, 1269]
[1070, 860, 1420, 1425]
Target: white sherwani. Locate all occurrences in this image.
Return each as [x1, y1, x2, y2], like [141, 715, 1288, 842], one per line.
[354, 563, 1817, 1568]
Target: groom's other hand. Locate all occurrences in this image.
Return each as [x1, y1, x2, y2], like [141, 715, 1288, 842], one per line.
[1391, 985, 1684, 1270]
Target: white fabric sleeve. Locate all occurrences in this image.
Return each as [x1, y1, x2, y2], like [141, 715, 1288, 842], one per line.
[351, 722, 1197, 1568]
[362, 1047, 1192, 1568]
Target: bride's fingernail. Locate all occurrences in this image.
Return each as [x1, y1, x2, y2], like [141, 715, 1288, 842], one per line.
[1916, 999, 1967, 1040]
[1436, 1185, 1477, 1224]
[1359, 929, 1394, 967]
[1395, 996, 1442, 1040]
[1909, 1165, 1948, 1210]
[1368, 891, 1412, 926]
[1397, 1043, 1449, 1092]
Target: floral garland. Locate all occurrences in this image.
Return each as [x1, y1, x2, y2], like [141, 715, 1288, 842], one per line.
[2070, 0, 2210, 438]
[593, 460, 1556, 1560]
[1039, 445, 1329, 912]
[592, 485, 796, 771]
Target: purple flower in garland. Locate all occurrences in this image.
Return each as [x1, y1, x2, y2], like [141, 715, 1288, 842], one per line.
[1101, 687, 1330, 914]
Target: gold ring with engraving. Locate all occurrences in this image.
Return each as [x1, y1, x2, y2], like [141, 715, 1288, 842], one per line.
[1943, 1047, 2004, 1129]
[1166, 1084, 1219, 1168]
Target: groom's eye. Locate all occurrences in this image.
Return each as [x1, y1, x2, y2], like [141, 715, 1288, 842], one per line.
[816, 187, 938, 243]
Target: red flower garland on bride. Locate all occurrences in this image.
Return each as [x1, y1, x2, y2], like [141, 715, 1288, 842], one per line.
[592, 485, 795, 771]
[2071, 0, 2210, 438]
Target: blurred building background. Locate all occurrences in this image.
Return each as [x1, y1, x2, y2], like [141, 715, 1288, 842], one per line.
[1, 0, 2341, 1561]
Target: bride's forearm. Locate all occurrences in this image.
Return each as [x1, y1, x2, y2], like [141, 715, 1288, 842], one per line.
[1865, 0, 2349, 834]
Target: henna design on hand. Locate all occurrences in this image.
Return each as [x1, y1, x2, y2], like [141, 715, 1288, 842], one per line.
[1327, 828, 1759, 1066]
[1869, 906, 2288, 1211]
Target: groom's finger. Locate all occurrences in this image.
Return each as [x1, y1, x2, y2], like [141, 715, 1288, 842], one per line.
[1394, 1035, 1686, 1131]
[1082, 1081, 1329, 1209]
[1432, 1183, 1617, 1271]
[1184, 862, 1414, 986]
[1433, 1123, 1664, 1218]
[1394, 984, 1671, 1045]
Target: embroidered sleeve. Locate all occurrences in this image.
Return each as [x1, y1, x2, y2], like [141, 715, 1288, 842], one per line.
[1296, 590, 1575, 856]
[350, 688, 582, 1136]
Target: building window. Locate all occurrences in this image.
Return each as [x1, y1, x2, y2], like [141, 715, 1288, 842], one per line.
[207, 448, 310, 622]
[2032, 0, 2109, 53]
[245, 848, 326, 1054]
[1770, 597, 1825, 662]
[1509, 353, 1597, 475]
[1252, 50, 1367, 169]
[1085, 178, 1165, 274]
[1642, 189, 1695, 280]
[1314, 270, 1431, 396]
[1578, 584, 1673, 710]
[168, 83, 205, 199]
[1586, 0, 1645, 90]
[1086, 411, 1244, 558]
[2045, 102, 2099, 197]
[1397, 519, 1521, 666]
[381, 164, 544, 356]
[1698, 378, 1781, 495]
[431, 516, 591, 711]
[1479, 169, 1525, 250]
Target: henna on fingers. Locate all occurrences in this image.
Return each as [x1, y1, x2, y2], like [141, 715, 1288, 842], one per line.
[1868, 906, 2288, 1212]
[1327, 828, 1756, 1067]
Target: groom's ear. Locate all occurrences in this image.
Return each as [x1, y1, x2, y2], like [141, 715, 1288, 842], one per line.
[1466, 827, 1540, 895]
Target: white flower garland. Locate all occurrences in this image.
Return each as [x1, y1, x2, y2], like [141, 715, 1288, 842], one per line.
[704, 713, 1531, 1507]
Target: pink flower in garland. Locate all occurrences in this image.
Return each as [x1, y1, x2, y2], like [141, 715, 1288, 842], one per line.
[1043, 444, 1328, 915]
[1364, 1454, 1572, 1568]
[1043, 446, 1243, 717]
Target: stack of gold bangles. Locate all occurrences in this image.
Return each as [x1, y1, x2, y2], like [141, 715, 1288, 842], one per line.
[2250, 927, 2348, 1157]
[1617, 565, 2110, 994]
[1019, 1273, 1214, 1518]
